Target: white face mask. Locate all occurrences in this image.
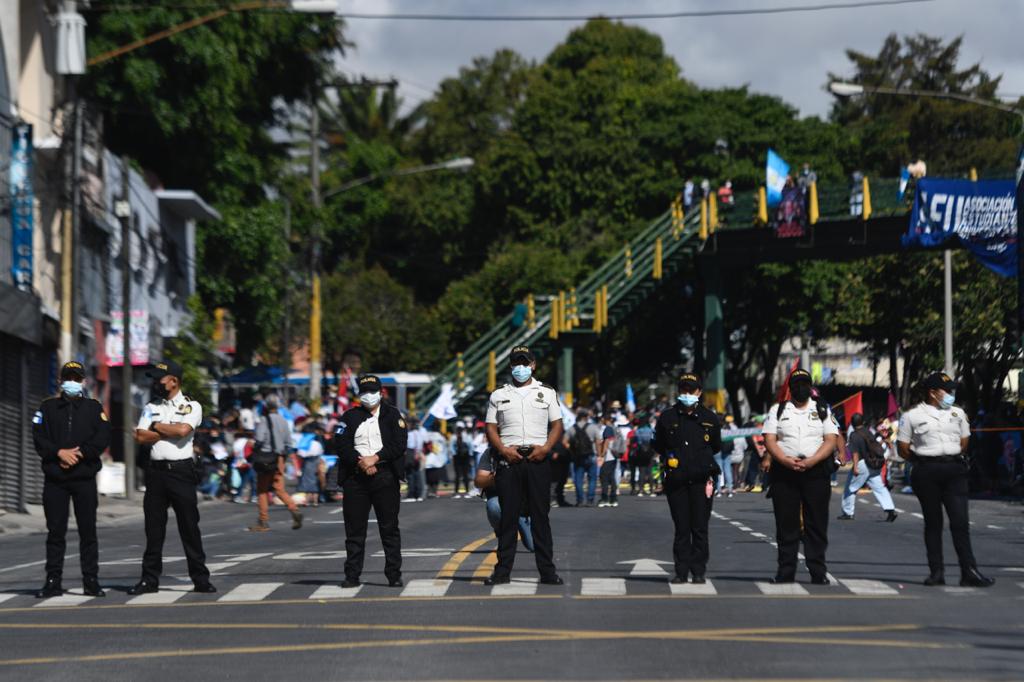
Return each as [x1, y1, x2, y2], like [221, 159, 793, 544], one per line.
[511, 365, 533, 383]
[360, 392, 381, 408]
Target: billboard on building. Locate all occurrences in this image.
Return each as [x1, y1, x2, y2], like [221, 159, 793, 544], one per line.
[106, 309, 149, 366]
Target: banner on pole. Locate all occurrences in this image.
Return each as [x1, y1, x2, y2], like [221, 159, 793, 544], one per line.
[106, 310, 149, 366]
[10, 122, 33, 291]
[904, 178, 1018, 277]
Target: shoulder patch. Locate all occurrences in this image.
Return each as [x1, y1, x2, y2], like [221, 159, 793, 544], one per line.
[32, 410, 43, 425]
[335, 422, 347, 436]
[100, 412, 108, 422]
[398, 418, 406, 429]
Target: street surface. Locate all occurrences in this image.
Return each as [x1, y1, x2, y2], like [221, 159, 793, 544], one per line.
[0, 486, 1022, 680]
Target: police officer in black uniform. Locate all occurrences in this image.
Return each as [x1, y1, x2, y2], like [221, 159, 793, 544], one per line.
[333, 375, 407, 588]
[653, 373, 721, 585]
[31, 361, 112, 598]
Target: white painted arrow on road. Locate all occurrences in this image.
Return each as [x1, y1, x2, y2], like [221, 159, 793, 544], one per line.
[617, 558, 673, 577]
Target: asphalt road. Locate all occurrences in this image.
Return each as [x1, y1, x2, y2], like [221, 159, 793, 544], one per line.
[1, 482, 1022, 681]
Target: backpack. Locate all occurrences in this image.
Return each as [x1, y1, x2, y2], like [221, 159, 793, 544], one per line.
[610, 427, 628, 456]
[252, 415, 280, 474]
[570, 424, 594, 464]
[632, 426, 654, 464]
[855, 427, 887, 469]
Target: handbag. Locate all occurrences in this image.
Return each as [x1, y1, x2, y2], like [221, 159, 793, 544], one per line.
[252, 415, 280, 474]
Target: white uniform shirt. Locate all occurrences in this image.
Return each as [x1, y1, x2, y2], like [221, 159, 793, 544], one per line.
[762, 400, 838, 459]
[485, 380, 562, 447]
[137, 392, 202, 461]
[353, 411, 383, 459]
[897, 403, 970, 457]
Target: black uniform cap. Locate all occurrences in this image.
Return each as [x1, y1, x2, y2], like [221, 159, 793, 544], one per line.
[788, 369, 812, 385]
[357, 374, 382, 393]
[678, 372, 702, 390]
[146, 359, 183, 380]
[60, 361, 86, 380]
[509, 345, 534, 365]
[923, 372, 956, 392]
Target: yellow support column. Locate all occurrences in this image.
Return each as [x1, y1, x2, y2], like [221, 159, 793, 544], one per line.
[558, 290, 567, 331]
[809, 181, 819, 224]
[625, 244, 633, 278]
[708, 193, 718, 233]
[408, 392, 416, 414]
[757, 187, 768, 225]
[653, 237, 663, 280]
[969, 167, 978, 181]
[487, 351, 497, 392]
[699, 198, 708, 240]
[592, 289, 602, 333]
[456, 352, 465, 392]
[526, 294, 535, 329]
[862, 176, 872, 221]
[601, 284, 609, 329]
[549, 299, 560, 339]
[569, 287, 578, 328]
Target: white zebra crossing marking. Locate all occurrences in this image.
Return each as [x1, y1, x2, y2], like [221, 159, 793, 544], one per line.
[34, 591, 94, 607]
[400, 579, 451, 597]
[309, 584, 363, 600]
[840, 579, 899, 596]
[669, 580, 717, 596]
[127, 585, 192, 605]
[581, 578, 626, 596]
[219, 582, 283, 602]
[0, 593, 19, 604]
[755, 582, 809, 596]
[490, 577, 538, 596]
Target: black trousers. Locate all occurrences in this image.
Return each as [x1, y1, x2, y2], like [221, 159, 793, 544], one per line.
[665, 477, 712, 577]
[494, 459, 556, 578]
[550, 455, 570, 504]
[43, 477, 99, 580]
[770, 462, 831, 579]
[911, 459, 976, 574]
[599, 460, 618, 502]
[142, 462, 210, 585]
[453, 457, 472, 494]
[631, 460, 653, 493]
[342, 468, 402, 581]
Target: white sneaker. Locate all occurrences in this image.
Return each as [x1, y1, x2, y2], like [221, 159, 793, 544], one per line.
[598, 501, 608, 508]
[416, 498, 425, 502]
[611, 501, 619, 507]
[727, 491, 734, 498]
[402, 498, 417, 503]
[453, 494, 463, 499]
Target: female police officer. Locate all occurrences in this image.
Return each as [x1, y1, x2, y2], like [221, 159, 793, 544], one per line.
[897, 372, 994, 587]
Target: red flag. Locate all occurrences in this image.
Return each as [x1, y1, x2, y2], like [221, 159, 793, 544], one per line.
[775, 358, 800, 404]
[832, 391, 863, 428]
[886, 392, 899, 419]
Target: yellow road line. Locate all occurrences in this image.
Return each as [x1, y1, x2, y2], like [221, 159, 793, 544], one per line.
[471, 549, 498, 583]
[434, 533, 495, 580]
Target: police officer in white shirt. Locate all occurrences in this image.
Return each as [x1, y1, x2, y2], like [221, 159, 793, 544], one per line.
[484, 345, 564, 586]
[128, 360, 215, 595]
[897, 372, 994, 587]
[762, 369, 838, 585]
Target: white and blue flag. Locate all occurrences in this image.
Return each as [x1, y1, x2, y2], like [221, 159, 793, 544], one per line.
[898, 166, 912, 202]
[625, 383, 636, 414]
[765, 149, 789, 206]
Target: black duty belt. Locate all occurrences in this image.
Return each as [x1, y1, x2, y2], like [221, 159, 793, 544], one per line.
[916, 455, 964, 464]
[148, 459, 196, 470]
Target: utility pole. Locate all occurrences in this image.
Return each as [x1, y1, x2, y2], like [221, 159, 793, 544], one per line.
[59, 91, 82, 365]
[282, 198, 291, 394]
[115, 158, 135, 499]
[308, 92, 322, 406]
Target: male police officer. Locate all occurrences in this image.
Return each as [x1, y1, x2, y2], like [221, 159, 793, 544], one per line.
[653, 373, 721, 584]
[334, 375, 407, 588]
[32, 361, 111, 598]
[762, 369, 838, 584]
[484, 345, 564, 586]
[897, 372, 994, 587]
[128, 360, 215, 595]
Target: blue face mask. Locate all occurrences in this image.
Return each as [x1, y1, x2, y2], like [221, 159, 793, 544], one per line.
[61, 380, 84, 397]
[939, 392, 955, 410]
[511, 365, 533, 383]
[677, 393, 699, 408]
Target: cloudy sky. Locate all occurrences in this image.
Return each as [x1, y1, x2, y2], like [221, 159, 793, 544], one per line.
[334, 0, 1023, 120]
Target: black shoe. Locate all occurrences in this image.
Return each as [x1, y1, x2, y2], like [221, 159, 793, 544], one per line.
[340, 578, 361, 589]
[691, 575, 706, 584]
[388, 577, 404, 588]
[193, 582, 217, 594]
[127, 581, 158, 595]
[35, 577, 63, 599]
[670, 575, 688, 585]
[836, 513, 854, 520]
[923, 572, 945, 586]
[539, 574, 564, 586]
[810, 575, 831, 586]
[960, 568, 995, 588]
[82, 579, 106, 597]
[769, 575, 795, 584]
[484, 575, 511, 586]
[885, 510, 898, 523]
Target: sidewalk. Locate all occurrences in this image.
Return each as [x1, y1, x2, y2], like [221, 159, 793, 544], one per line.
[0, 495, 146, 537]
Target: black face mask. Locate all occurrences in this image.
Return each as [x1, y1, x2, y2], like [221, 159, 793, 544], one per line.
[791, 384, 812, 403]
[151, 380, 170, 401]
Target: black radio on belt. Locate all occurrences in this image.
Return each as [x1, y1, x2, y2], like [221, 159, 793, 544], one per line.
[516, 446, 533, 457]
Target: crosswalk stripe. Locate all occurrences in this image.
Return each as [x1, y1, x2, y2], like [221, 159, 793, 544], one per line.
[755, 581, 809, 596]
[309, 584, 363, 600]
[127, 585, 192, 605]
[0, 593, 19, 604]
[400, 579, 451, 597]
[218, 583, 283, 602]
[841, 579, 899, 596]
[581, 578, 626, 596]
[669, 580, 717, 595]
[34, 592, 94, 607]
[490, 577, 538, 596]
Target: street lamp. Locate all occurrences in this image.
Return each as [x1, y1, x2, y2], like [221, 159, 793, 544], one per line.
[830, 80, 1024, 376]
[307, 157, 475, 401]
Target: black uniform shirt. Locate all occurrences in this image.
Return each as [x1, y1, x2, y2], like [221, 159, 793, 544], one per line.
[653, 403, 722, 481]
[32, 394, 112, 481]
[332, 403, 408, 483]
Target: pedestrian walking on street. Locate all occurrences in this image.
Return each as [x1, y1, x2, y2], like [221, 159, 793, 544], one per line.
[654, 373, 721, 585]
[334, 375, 407, 588]
[31, 361, 112, 599]
[598, 413, 620, 508]
[484, 345, 564, 586]
[248, 395, 303, 532]
[897, 373, 994, 588]
[762, 369, 838, 585]
[837, 413, 898, 522]
[549, 432, 572, 507]
[451, 425, 474, 498]
[129, 359, 215, 595]
[569, 409, 601, 506]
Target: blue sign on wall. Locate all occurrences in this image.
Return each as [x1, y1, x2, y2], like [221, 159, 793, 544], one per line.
[10, 122, 34, 291]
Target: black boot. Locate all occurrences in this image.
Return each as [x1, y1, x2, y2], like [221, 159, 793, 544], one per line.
[923, 571, 945, 586]
[960, 567, 995, 588]
[885, 509, 898, 523]
[35, 575, 63, 599]
[82, 577, 106, 597]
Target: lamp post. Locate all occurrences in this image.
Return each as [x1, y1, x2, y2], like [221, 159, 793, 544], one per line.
[830, 80, 1024, 375]
[307, 157, 475, 402]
